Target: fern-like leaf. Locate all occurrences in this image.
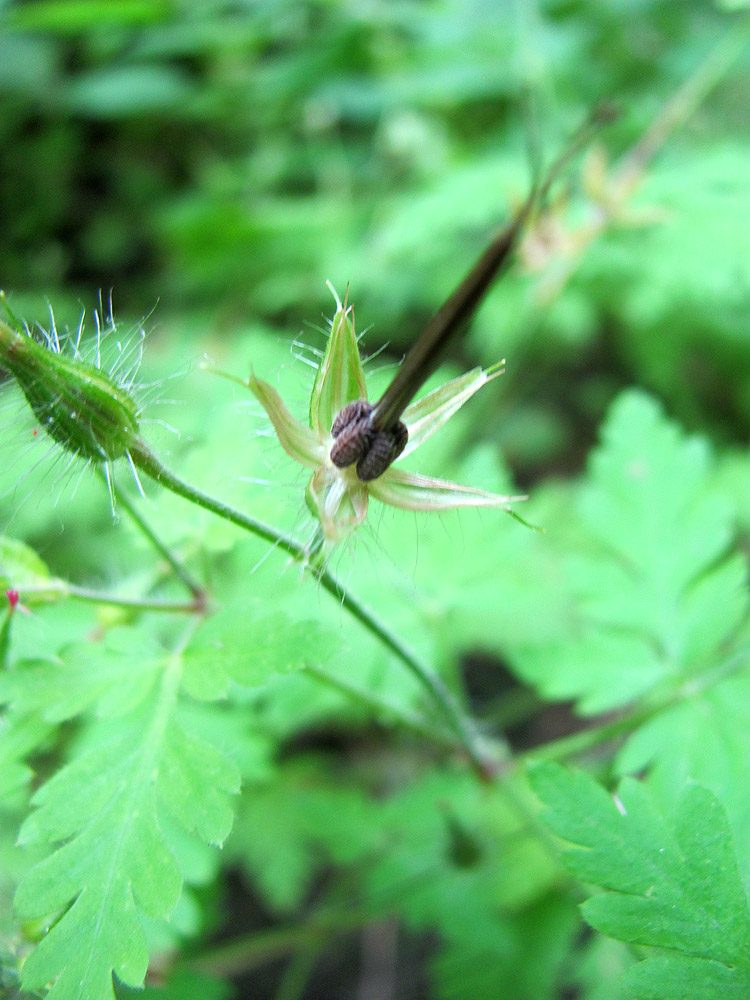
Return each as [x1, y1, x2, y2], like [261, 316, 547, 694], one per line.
[15, 651, 239, 1000]
[531, 763, 750, 999]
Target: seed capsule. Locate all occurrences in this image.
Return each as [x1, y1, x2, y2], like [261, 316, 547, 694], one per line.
[0, 318, 141, 463]
[329, 399, 407, 481]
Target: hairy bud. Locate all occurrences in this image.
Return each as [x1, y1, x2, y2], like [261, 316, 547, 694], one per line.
[0, 317, 141, 463]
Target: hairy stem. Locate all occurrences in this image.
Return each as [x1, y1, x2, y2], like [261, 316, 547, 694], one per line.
[68, 584, 204, 615]
[304, 662, 459, 748]
[129, 439, 494, 777]
[106, 472, 207, 606]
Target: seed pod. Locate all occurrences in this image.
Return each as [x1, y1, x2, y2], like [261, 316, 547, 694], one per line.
[329, 399, 375, 468]
[0, 318, 141, 463]
[329, 398, 408, 481]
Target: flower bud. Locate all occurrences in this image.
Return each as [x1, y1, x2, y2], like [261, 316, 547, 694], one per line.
[0, 318, 141, 463]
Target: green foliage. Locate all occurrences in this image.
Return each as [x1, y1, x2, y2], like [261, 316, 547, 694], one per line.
[1, 0, 747, 459]
[10, 640, 240, 999]
[531, 763, 750, 999]
[511, 391, 747, 712]
[0, 538, 65, 607]
[0, 1, 747, 997]
[2, 322, 744, 998]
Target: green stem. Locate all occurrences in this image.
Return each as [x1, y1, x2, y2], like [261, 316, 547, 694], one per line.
[522, 709, 649, 764]
[105, 472, 206, 605]
[67, 583, 202, 615]
[190, 914, 369, 980]
[324, 579, 497, 778]
[304, 663, 458, 748]
[130, 440, 304, 558]
[129, 439, 494, 777]
[522, 645, 750, 765]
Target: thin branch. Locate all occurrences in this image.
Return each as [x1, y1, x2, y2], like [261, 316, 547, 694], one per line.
[304, 662, 459, 748]
[190, 914, 369, 980]
[67, 584, 203, 615]
[129, 439, 495, 778]
[105, 469, 207, 606]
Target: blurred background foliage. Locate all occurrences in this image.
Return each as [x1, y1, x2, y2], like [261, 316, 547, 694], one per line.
[0, 3, 749, 999]
[1, 0, 748, 483]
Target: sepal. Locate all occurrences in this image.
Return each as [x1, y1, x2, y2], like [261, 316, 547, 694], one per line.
[309, 283, 367, 437]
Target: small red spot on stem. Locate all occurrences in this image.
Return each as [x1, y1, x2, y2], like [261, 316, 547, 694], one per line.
[6, 589, 19, 611]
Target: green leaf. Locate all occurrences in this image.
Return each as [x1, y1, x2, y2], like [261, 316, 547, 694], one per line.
[431, 893, 579, 1000]
[117, 967, 232, 1000]
[0, 535, 66, 606]
[616, 668, 750, 873]
[6, 1, 171, 32]
[571, 934, 634, 1000]
[530, 763, 750, 999]
[512, 391, 746, 713]
[0, 711, 52, 799]
[182, 604, 335, 698]
[0, 629, 163, 722]
[66, 65, 193, 118]
[16, 658, 239, 1000]
[363, 769, 562, 998]
[231, 760, 378, 913]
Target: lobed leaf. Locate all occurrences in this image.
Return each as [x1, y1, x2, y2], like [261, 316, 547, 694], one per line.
[531, 763, 750, 999]
[181, 604, 335, 699]
[15, 657, 239, 1000]
[0, 629, 163, 723]
[511, 391, 747, 713]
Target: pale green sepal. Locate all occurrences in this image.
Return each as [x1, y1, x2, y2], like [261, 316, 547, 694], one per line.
[246, 372, 325, 469]
[309, 283, 368, 437]
[307, 464, 369, 547]
[400, 364, 504, 458]
[369, 467, 526, 512]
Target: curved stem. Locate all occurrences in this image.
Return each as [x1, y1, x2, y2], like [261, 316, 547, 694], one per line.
[191, 913, 370, 980]
[304, 663, 458, 747]
[130, 440, 304, 559]
[129, 439, 495, 777]
[106, 472, 206, 605]
[523, 645, 750, 766]
[67, 583, 203, 615]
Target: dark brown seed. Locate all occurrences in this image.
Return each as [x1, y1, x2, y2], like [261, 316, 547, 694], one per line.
[330, 417, 374, 467]
[330, 398, 408, 480]
[356, 421, 408, 481]
[331, 398, 373, 437]
[330, 399, 375, 468]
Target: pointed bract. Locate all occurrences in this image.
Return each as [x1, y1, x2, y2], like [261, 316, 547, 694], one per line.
[226, 286, 524, 552]
[369, 467, 525, 513]
[246, 372, 325, 469]
[401, 364, 504, 457]
[309, 284, 367, 438]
